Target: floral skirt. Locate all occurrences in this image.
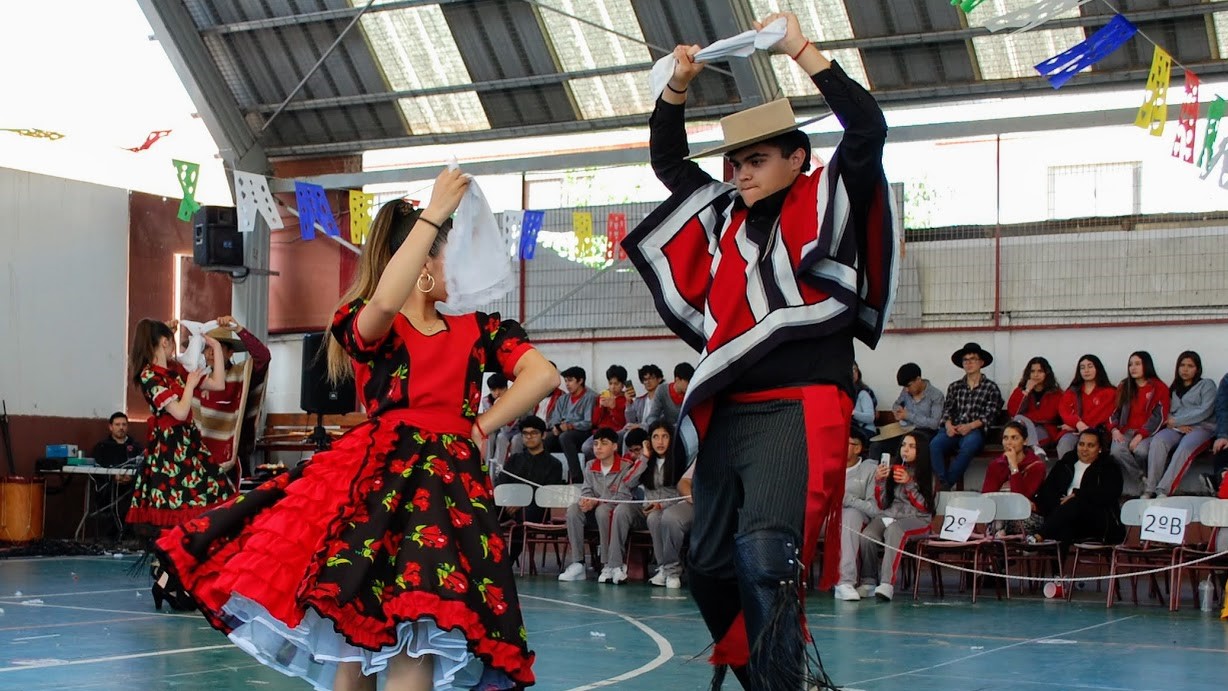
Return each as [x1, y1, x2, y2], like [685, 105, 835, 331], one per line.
[154, 415, 534, 689]
[128, 421, 235, 527]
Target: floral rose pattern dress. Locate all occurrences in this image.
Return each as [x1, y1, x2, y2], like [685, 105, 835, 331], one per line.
[127, 361, 235, 527]
[154, 301, 536, 690]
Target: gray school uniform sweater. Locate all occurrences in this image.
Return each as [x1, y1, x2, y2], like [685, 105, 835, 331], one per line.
[580, 455, 646, 501]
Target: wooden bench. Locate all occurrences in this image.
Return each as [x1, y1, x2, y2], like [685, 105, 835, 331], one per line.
[255, 412, 367, 464]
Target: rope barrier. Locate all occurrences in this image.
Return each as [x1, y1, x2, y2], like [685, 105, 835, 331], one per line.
[491, 462, 692, 506]
[491, 462, 1228, 583]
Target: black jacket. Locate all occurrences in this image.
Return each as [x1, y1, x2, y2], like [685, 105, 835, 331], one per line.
[1034, 451, 1122, 519]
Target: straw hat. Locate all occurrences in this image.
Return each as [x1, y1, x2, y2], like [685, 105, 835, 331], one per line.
[687, 99, 822, 160]
[870, 422, 910, 442]
[206, 327, 247, 352]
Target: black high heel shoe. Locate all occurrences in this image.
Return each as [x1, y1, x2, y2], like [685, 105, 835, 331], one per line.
[150, 566, 195, 612]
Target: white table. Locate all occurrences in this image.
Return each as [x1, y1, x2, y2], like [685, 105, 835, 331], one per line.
[43, 465, 136, 540]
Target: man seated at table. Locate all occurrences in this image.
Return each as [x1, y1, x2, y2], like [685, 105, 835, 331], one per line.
[91, 412, 143, 468]
[88, 412, 141, 539]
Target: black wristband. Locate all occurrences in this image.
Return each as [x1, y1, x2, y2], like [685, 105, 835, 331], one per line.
[417, 215, 443, 232]
[666, 83, 687, 95]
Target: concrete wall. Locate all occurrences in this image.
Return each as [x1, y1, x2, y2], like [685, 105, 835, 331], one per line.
[0, 167, 129, 418]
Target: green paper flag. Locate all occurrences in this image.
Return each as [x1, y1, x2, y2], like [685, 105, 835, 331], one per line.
[1198, 97, 1226, 174]
[951, 0, 989, 13]
[172, 159, 201, 222]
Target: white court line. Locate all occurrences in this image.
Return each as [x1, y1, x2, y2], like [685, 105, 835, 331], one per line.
[0, 588, 142, 600]
[11, 601, 200, 619]
[521, 594, 675, 691]
[0, 644, 233, 673]
[848, 616, 1138, 686]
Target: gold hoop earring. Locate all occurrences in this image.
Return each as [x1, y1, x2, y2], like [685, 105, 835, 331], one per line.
[417, 273, 436, 293]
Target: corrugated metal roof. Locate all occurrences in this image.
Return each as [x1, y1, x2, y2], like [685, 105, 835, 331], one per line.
[163, 0, 1228, 160]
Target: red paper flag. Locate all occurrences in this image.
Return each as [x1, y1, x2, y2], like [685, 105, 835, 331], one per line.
[127, 129, 172, 152]
[1171, 71, 1201, 164]
[606, 212, 628, 261]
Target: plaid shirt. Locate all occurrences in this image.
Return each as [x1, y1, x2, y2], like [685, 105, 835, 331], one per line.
[941, 376, 1004, 428]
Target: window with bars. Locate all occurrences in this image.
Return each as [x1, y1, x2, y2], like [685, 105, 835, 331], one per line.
[1046, 161, 1141, 220]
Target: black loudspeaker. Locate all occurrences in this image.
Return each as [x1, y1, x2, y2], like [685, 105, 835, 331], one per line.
[193, 206, 244, 268]
[300, 332, 356, 415]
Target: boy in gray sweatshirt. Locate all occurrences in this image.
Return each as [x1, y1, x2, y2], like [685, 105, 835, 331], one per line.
[559, 427, 646, 583]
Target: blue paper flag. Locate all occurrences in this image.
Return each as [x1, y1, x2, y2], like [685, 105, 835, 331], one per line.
[520, 210, 545, 260]
[294, 181, 340, 240]
[1034, 14, 1137, 89]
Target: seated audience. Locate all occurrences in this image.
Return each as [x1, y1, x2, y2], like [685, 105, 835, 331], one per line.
[645, 362, 692, 428]
[1055, 354, 1116, 458]
[1206, 371, 1228, 495]
[558, 427, 645, 583]
[1147, 350, 1216, 498]
[545, 366, 598, 482]
[1033, 429, 1125, 552]
[981, 421, 1046, 535]
[851, 362, 878, 439]
[92, 412, 144, 467]
[931, 343, 1003, 489]
[583, 365, 631, 459]
[1007, 357, 1062, 452]
[1109, 351, 1170, 495]
[631, 364, 665, 431]
[611, 422, 691, 589]
[869, 363, 943, 460]
[834, 428, 881, 601]
[479, 373, 515, 462]
[496, 415, 566, 564]
[858, 431, 936, 602]
[622, 427, 649, 463]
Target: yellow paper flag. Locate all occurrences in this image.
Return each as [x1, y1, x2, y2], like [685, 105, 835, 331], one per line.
[1134, 46, 1172, 136]
[2, 128, 65, 140]
[348, 191, 376, 244]
[573, 211, 594, 254]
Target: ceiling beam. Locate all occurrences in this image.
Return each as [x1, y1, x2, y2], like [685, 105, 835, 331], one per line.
[262, 60, 1228, 158]
[198, 0, 468, 35]
[818, 4, 1221, 51]
[245, 62, 655, 113]
[701, 0, 778, 106]
[267, 91, 1222, 192]
[137, 0, 268, 172]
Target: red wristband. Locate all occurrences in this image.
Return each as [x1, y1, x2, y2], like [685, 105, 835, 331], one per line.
[791, 40, 811, 61]
[475, 419, 487, 437]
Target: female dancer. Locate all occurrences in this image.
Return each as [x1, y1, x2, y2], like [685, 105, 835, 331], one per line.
[126, 319, 234, 529]
[154, 168, 558, 690]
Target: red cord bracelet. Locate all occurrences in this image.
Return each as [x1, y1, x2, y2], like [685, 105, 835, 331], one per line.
[791, 40, 811, 61]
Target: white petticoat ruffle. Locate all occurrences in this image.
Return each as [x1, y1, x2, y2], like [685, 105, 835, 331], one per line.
[221, 594, 515, 690]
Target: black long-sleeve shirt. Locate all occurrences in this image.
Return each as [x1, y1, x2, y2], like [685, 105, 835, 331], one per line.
[647, 61, 888, 395]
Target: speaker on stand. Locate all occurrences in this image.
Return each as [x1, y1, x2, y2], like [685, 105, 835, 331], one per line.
[192, 206, 244, 269]
[300, 332, 357, 451]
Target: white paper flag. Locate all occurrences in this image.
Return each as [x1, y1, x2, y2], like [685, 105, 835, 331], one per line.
[649, 18, 788, 100]
[985, 0, 1093, 34]
[501, 209, 524, 259]
[234, 171, 284, 233]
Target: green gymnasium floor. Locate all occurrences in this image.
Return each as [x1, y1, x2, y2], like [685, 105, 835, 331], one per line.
[0, 555, 1223, 690]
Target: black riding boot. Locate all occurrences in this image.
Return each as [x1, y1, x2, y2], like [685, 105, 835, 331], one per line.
[689, 572, 752, 689]
[734, 529, 838, 691]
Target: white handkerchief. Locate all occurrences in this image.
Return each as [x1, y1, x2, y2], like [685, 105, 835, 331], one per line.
[437, 158, 516, 315]
[177, 319, 219, 372]
[648, 18, 788, 100]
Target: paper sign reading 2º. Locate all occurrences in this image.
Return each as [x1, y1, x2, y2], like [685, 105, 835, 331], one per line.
[939, 506, 979, 542]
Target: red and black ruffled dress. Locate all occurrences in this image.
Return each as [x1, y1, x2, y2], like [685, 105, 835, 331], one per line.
[154, 301, 537, 690]
[128, 361, 236, 527]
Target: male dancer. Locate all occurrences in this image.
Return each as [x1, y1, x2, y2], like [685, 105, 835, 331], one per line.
[623, 11, 896, 690]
